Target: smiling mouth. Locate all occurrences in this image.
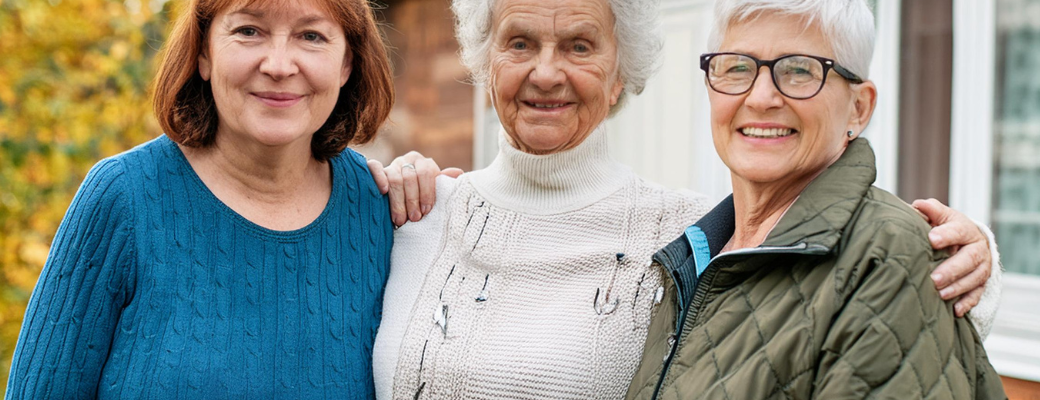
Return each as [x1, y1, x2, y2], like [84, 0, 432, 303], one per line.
[740, 127, 797, 138]
[523, 101, 573, 109]
[253, 92, 303, 108]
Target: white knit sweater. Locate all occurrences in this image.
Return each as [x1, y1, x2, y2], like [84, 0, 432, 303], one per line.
[372, 125, 1003, 400]
[373, 126, 712, 399]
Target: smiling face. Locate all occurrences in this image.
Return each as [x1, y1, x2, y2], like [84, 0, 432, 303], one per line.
[488, 0, 624, 155]
[708, 13, 875, 191]
[198, 0, 351, 153]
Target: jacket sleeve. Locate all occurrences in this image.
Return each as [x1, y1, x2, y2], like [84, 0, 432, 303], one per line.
[6, 158, 137, 400]
[812, 221, 1005, 399]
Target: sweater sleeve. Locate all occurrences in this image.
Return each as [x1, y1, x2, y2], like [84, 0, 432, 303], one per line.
[966, 220, 1002, 340]
[372, 175, 459, 400]
[6, 158, 137, 400]
[812, 221, 1003, 399]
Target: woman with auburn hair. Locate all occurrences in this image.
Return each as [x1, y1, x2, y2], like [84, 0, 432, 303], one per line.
[6, 0, 394, 398]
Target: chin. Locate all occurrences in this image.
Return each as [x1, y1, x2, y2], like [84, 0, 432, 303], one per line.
[729, 160, 794, 185]
[249, 125, 314, 147]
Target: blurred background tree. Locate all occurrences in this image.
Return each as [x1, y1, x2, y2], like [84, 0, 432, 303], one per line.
[0, 0, 171, 391]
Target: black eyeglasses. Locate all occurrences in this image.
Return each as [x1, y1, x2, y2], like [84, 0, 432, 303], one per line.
[699, 52, 864, 100]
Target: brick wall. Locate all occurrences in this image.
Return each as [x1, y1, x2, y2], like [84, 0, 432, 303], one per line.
[355, 0, 475, 171]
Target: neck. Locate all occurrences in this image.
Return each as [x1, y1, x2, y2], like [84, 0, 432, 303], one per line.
[724, 174, 816, 252]
[179, 130, 331, 231]
[468, 124, 631, 214]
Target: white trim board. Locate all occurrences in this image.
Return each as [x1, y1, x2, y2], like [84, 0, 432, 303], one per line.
[984, 272, 1040, 381]
[949, 0, 996, 224]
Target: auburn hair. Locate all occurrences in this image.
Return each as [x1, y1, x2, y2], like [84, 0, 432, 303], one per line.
[152, 0, 394, 160]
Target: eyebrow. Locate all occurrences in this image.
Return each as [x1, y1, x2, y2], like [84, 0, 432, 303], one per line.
[229, 8, 265, 18]
[558, 21, 600, 38]
[499, 20, 601, 40]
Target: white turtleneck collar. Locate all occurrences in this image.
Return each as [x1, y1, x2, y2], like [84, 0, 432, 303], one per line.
[467, 124, 633, 215]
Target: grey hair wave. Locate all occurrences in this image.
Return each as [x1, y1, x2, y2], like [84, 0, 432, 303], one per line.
[450, 0, 665, 113]
[707, 0, 876, 79]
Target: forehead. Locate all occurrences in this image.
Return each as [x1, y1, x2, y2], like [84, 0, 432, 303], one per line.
[215, 0, 338, 21]
[493, 0, 615, 34]
[720, 12, 834, 58]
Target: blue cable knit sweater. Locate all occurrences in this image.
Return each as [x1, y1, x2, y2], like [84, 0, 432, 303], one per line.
[6, 136, 393, 399]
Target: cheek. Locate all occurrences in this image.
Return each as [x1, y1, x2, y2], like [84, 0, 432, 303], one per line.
[708, 95, 737, 128]
[492, 66, 524, 101]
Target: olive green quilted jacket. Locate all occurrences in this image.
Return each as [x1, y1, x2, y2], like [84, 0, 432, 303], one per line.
[626, 139, 1006, 400]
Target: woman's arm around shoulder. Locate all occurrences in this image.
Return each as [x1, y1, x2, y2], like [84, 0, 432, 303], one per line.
[6, 157, 138, 400]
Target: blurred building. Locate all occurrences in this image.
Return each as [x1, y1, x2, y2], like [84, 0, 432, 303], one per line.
[356, 0, 476, 171]
[369, 0, 1040, 395]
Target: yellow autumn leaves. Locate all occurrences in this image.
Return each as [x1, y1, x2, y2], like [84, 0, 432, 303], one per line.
[0, 0, 171, 391]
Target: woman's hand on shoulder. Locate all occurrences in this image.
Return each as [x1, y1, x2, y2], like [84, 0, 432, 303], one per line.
[912, 198, 993, 317]
[368, 151, 463, 227]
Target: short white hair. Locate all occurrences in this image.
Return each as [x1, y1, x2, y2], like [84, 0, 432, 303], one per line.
[450, 0, 664, 112]
[707, 0, 875, 79]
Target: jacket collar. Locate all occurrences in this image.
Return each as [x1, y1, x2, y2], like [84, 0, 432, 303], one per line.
[761, 138, 877, 252]
[653, 196, 735, 309]
[653, 138, 877, 306]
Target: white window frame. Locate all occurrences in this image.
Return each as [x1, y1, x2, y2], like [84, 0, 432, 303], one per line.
[951, 0, 1040, 382]
[862, 0, 902, 193]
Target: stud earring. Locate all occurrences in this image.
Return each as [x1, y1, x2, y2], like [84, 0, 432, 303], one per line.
[847, 130, 854, 138]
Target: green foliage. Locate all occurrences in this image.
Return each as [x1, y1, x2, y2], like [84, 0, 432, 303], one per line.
[0, 0, 170, 391]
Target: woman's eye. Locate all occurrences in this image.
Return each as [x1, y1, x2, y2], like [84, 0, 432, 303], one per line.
[235, 27, 259, 37]
[303, 32, 326, 42]
[573, 43, 589, 53]
[511, 41, 527, 50]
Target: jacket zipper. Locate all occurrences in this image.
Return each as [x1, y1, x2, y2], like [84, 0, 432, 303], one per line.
[649, 242, 828, 400]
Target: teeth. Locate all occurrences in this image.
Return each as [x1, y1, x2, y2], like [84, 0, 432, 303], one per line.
[530, 103, 566, 109]
[741, 127, 794, 138]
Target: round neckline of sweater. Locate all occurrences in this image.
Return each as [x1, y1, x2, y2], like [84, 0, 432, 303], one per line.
[159, 135, 338, 242]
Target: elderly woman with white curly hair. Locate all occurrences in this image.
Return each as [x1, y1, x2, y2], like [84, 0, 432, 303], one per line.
[369, 0, 1002, 398]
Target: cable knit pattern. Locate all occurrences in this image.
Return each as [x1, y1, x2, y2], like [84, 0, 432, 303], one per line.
[6, 135, 393, 399]
[380, 126, 712, 400]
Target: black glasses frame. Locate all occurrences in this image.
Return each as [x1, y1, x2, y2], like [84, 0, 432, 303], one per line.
[699, 52, 865, 100]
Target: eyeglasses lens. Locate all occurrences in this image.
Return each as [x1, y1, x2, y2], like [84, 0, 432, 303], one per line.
[707, 54, 826, 99]
[773, 56, 825, 98]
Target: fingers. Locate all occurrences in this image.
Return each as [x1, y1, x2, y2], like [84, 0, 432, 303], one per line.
[385, 165, 407, 227]
[389, 151, 428, 169]
[931, 239, 990, 289]
[914, 198, 985, 250]
[414, 158, 440, 216]
[401, 163, 422, 222]
[367, 159, 389, 194]
[911, 198, 943, 225]
[954, 286, 985, 317]
[441, 167, 464, 178]
[383, 150, 460, 223]
[935, 245, 990, 302]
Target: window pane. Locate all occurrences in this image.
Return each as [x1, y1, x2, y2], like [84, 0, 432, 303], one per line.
[993, 0, 1040, 276]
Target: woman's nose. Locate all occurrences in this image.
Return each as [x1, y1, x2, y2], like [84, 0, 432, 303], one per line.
[528, 48, 565, 91]
[744, 66, 784, 111]
[259, 39, 299, 80]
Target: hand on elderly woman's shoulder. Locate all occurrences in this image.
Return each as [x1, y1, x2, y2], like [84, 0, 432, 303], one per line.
[368, 152, 463, 227]
[913, 198, 998, 319]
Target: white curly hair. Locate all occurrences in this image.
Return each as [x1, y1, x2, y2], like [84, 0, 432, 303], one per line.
[450, 0, 664, 113]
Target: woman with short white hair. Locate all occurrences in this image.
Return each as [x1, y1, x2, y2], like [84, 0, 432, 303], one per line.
[370, 0, 1000, 398]
[626, 0, 1005, 398]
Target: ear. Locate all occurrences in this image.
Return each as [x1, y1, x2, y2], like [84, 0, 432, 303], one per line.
[609, 76, 624, 106]
[846, 80, 877, 137]
[198, 49, 212, 81]
[340, 48, 353, 87]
